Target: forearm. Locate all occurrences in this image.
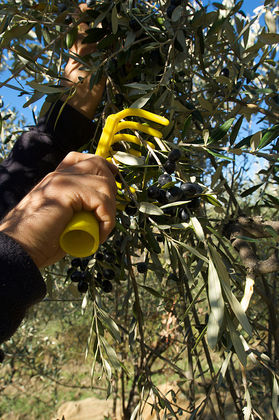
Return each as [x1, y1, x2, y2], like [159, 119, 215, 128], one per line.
[0, 100, 96, 219]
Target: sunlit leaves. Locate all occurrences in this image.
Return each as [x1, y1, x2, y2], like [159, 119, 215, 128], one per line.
[207, 255, 224, 348]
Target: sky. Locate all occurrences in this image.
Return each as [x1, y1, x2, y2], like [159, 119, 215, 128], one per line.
[0, 0, 269, 126]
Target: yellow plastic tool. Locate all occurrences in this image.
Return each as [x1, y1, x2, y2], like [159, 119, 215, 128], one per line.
[59, 108, 169, 257]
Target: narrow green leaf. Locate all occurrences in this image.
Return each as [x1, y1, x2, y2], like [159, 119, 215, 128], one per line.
[1, 23, 34, 46]
[139, 201, 163, 216]
[208, 118, 235, 144]
[197, 26, 205, 54]
[258, 33, 279, 45]
[172, 239, 209, 263]
[209, 245, 252, 336]
[202, 194, 223, 207]
[264, 225, 278, 238]
[0, 15, 11, 35]
[250, 130, 262, 151]
[138, 284, 162, 298]
[1, 83, 27, 93]
[182, 115, 192, 139]
[265, 193, 279, 206]
[235, 134, 252, 149]
[145, 225, 161, 254]
[27, 81, 67, 94]
[66, 27, 78, 49]
[207, 256, 225, 348]
[230, 115, 244, 145]
[272, 376, 279, 419]
[130, 94, 151, 109]
[111, 5, 118, 34]
[240, 183, 263, 197]
[206, 149, 234, 161]
[191, 216, 205, 241]
[89, 68, 103, 89]
[99, 336, 126, 371]
[160, 200, 190, 209]
[12, 45, 34, 62]
[227, 314, 247, 366]
[124, 82, 156, 90]
[124, 30, 136, 50]
[112, 151, 145, 166]
[97, 33, 117, 50]
[97, 306, 121, 342]
[236, 235, 259, 243]
[257, 124, 279, 150]
[103, 359, 112, 381]
[172, 5, 183, 22]
[217, 351, 232, 387]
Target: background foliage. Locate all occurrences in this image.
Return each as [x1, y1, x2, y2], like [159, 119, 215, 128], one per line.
[1, 0, 279, 419]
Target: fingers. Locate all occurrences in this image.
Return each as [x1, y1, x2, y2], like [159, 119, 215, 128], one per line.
[44, 171, 117, 243]
[53, 152, 119, 241]
[56, 152, 119, 178]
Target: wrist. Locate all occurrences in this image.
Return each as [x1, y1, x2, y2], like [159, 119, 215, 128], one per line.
[0, 223, 40, 268]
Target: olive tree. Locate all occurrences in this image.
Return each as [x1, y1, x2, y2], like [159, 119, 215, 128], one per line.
[1, 0, 279, 419]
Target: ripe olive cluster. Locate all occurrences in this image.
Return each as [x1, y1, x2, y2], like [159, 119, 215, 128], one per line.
[148, 149, 203, 223]
[94, 249, 118, 293]
[68, 238, 126, 295]
[67, 258, 91, 294]
[123, 149, 203, 221]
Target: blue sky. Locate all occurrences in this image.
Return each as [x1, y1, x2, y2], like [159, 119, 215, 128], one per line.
[0, 0, 267, 125]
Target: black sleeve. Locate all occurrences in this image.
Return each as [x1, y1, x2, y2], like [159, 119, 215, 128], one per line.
[0, 232, 46, 344]
[0, 100, 96, 219]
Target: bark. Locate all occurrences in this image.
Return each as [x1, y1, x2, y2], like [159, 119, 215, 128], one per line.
[224, 216, 279, 275]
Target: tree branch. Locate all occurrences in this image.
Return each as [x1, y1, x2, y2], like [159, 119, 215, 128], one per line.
[224, 216, 279, 275]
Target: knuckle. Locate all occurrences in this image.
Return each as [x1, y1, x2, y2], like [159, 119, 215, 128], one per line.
[65, 151, 80, 161]
[93, 155, 107, 167]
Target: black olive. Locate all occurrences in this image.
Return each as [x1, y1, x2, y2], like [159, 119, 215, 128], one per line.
[158, 173, 172, 186]
[78, 280, 88, 293]
[164, 160, 176, 174]
[168, 148, 181, 162]
[137, 262, 148, 273]
[102, 280, 113, 293]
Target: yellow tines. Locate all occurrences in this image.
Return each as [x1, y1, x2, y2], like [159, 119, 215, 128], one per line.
[59, 108, 169, 258]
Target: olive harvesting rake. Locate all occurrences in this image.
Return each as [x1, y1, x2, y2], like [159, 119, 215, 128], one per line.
[59, 108, 169, 257]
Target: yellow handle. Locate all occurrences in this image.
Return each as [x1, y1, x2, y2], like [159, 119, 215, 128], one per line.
[59, 109, 169, 257]
[59, 211, 99, 258]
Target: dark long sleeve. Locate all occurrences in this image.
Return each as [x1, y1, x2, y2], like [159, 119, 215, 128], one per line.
[0, 100, 96, 219]
[0, 101, 96, 344]
[0, 232, 46, 343]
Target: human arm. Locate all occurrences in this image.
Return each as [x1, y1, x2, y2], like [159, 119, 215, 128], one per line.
[0, 152, 117, 343]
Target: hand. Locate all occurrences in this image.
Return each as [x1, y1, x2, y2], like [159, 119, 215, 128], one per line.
[0, 152, 118, 268]
[63, 3, 106, 119]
